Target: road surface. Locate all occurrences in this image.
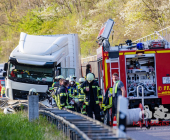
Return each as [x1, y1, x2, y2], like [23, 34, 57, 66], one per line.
[127, 125, 170, 140]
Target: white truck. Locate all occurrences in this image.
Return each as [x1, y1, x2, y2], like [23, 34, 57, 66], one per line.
[3, 32, 81, 100]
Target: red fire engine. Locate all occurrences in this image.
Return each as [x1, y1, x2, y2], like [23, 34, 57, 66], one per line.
[97, 19, 170, 124]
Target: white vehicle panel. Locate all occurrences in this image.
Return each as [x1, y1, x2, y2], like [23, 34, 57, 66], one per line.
[10, 79, 48, 92]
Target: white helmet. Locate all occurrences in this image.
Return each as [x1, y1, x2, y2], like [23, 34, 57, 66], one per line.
[58, 75, 64, 79]
[69, 77, 74, 82]
[79, 78, 85, 83]
[86, 73, 94, 83]
[66, 77, 70, 80]
[55, 76, 59, 79]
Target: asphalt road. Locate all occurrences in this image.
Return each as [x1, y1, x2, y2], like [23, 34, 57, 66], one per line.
[127, 126, 170, 140]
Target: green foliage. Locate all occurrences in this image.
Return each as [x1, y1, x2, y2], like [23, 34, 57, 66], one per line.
[0, 111, 65, 140]
[0, 0, 170, 61]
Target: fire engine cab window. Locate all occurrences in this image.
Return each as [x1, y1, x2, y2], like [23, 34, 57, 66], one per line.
[126, 56, 156, 97]
[8, 63, 53, 84]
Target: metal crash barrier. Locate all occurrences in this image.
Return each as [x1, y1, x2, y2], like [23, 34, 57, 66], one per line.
[39, 110, 90, 140]
[0, 98, 133, 140]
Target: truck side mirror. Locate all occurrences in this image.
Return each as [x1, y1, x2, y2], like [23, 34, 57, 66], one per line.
[4, 63, 8, 71]
[3, 71, 7, 77]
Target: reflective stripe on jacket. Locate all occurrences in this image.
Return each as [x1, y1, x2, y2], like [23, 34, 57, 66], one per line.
[1, 87, 5, 95]
[77, 84, 85, 101]
[57, 85, 74, 110]
[102, 81, 120, 111]
[68, 86, 77, 98]
[80, 81, 102, 106]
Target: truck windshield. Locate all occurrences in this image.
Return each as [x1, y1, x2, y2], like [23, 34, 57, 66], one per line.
[8, 63, 53, 84]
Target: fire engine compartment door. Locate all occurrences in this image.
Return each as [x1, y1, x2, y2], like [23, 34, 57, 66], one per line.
[125, 54, 157, 98]
[106, 58, 120, 87]
[155, 52, 170, 104]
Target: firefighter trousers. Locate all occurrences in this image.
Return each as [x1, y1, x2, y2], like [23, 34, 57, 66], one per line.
[76, 101, 84, 113]
[112, 96, 119, 117]
[86, 101, 101, 121]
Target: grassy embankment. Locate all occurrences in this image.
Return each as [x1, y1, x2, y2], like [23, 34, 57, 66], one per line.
[0, 110, 66, 140]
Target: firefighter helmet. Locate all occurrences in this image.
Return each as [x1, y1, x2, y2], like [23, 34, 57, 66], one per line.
[72, 75, 77, 78]
[58, 75, 64, 79]
[79, 78, 85, 83]
[69, 77, 74, 82]
[66, 77, 70, 80]
[86, 73, 94, 83]
[72, 75, 77, 82]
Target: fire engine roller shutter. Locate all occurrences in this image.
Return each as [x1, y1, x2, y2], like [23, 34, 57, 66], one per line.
[109, 51, 119, 59]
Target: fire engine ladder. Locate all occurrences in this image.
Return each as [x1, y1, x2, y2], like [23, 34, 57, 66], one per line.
[106, 58, 120, 87]
[134, 26, 170, 43]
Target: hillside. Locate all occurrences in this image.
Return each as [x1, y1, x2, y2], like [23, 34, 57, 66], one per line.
[0, 0, 170, 62]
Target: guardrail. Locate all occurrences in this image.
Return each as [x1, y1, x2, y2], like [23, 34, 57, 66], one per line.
[0, 98, 132, 140]
[39, 110, 91, 140]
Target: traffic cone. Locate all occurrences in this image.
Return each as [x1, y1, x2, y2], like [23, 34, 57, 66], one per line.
[113, 116, 117, 130]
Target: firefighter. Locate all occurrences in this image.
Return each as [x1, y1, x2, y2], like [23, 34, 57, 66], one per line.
[52, 76, 58, 88]
[46, 87, 53, 105]
[53, 75, 64, 88]
[77, 77, 85, 100]
[105, 73, 126, 118]
[68, 77, 77, 99]
[1, 85, 5, 97]
[76, 77, 85, 113]
[66, 77, 70, 84]
[57, 79, 74, 110]
[68, 77, 78, 111]
[80, 73, 102, 121]
[53, 75, 64, 105]
[51, 76, 58, 103]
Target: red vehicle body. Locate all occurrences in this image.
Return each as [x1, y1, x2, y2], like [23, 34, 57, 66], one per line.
[96, 19, 170, 118]
[98, 48, 170, 108]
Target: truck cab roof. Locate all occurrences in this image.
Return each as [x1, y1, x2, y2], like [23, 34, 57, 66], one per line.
[10, 32, 72, 66]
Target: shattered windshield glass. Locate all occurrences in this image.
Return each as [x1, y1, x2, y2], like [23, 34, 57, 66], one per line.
[9, 62, 53, 84]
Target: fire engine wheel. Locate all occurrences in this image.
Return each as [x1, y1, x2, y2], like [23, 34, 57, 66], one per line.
[104, 110, 110, 126]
